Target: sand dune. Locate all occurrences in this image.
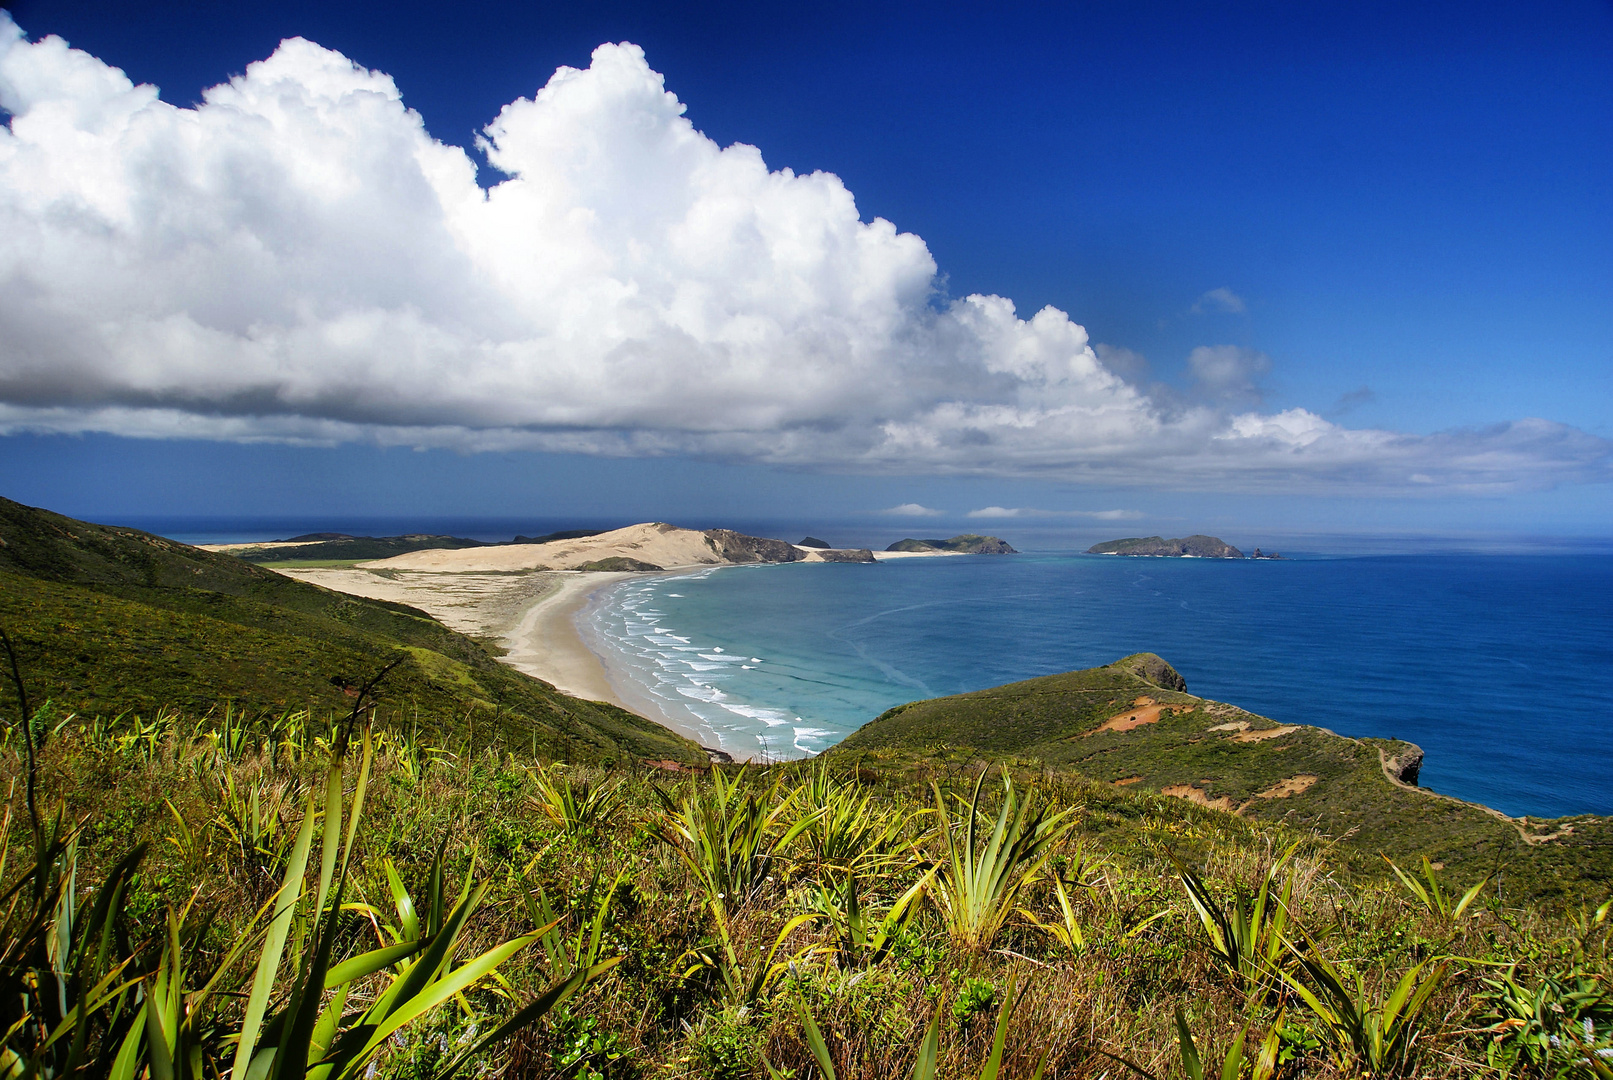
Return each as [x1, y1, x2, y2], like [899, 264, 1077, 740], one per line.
[364, 522, 730, 572]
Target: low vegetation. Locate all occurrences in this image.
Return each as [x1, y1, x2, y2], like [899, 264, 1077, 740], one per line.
[1, 648, 1610, 1078]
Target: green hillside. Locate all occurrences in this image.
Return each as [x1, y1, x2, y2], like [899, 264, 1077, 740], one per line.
[831, 652, 1613, 901]
[0, 497, 700, 764]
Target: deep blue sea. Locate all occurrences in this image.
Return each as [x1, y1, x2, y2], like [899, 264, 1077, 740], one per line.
[578, 553, 1613, 819]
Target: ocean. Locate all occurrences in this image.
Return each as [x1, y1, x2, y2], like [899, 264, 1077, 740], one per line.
[578, 552, 1613, 819]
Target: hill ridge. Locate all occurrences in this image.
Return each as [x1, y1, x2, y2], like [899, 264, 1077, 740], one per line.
[0, 497, 701, 764]
[830, 651, 1612, 900]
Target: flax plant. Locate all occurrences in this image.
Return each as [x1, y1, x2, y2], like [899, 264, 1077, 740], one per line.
[654, 765, 817, 910]
[788, 761, 923, 879]
[1281, 931, 1450, 1076]
[929, 770, 1077, 952]
[811, 867, 936, 969]
[1172, 1006, 1281, 1080]
[529, 764, 625, 838]
[1174, 845, 1297, 999]
[787, 972, 1049, 1080]
[656, 767, 820, 1005]
[1383, 855, 1490, 926]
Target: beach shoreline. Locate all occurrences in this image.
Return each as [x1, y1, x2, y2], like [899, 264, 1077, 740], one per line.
[271, 557, 748, 750]
[499, 572, 629, 706]
[504, 569, 726, 751]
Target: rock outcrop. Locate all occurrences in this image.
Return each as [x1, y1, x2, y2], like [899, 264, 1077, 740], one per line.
[812, 548, 877, 563]
[798, 536, 831, 548]
[578, 557, 665, 572]
[1383, 744, 1425, 786]
[703, 529, 806, 564]
[1110, 652, 1188, 692]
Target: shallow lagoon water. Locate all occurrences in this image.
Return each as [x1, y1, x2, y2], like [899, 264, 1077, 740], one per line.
[580, 552, 1613, 818]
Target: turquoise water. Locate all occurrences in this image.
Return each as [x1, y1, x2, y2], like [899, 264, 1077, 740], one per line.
[580, 553, 1613, 818]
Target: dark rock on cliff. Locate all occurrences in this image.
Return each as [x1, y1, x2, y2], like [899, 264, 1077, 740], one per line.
[798, 536, 831, 548]
[1110, 652, 1187, 692]
[1088, 535, 1244, 558]
[703, 529, 806, 564]
[885, 534, 1017, 554]
[1383, 745, 1425, 786]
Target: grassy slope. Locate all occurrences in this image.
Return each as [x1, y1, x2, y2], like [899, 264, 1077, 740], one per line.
[0, 497, 700, 764]
[831, 653, 1613, 902]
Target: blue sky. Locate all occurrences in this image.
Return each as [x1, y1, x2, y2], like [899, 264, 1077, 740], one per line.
[1, 0, 1610, 541]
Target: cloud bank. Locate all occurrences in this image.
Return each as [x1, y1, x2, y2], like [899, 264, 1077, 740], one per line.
[966, 507, 1141, 520]
[0, 16, 1606, 494]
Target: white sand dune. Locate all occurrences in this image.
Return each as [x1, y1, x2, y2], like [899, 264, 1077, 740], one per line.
[363, 522, 732, 572]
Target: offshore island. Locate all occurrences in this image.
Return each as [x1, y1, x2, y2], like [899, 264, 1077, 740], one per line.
[1088, 534, 1283, 558]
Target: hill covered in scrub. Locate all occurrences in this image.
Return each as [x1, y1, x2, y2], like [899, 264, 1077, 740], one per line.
[215, 529, 610, 567]
[0, 497, 701, 764]
[832, 652, 1613, 902]
[1088, 535, 1244, 557]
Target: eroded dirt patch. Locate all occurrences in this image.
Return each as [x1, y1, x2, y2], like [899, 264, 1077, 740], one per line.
[1161, 784, 1239, 812]
[1231, 725, 1300, 743]
[1113, 776, 1144, 786]
[1086, 697, 1190, 736]
[1253, 774, 1318, 799]
[1163, 774, 1319, 816]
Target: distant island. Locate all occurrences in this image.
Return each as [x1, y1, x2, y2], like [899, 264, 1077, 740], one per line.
[886, 534, 1017, 554]
[1088, 534, 1279, 559]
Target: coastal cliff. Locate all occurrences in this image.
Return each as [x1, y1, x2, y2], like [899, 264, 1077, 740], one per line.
[830, 651, 1613, 897]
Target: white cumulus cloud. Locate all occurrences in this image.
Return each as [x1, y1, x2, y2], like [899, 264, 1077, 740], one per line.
[882, 503, 943, 517]
[0, 16, 1607, 495]
[1192, 287, 1247, 314]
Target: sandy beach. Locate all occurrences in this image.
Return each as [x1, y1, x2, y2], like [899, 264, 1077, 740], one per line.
[275, 562, 713, 740]
[499, 571, 632, 704]
[277, 564, 635, 705]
